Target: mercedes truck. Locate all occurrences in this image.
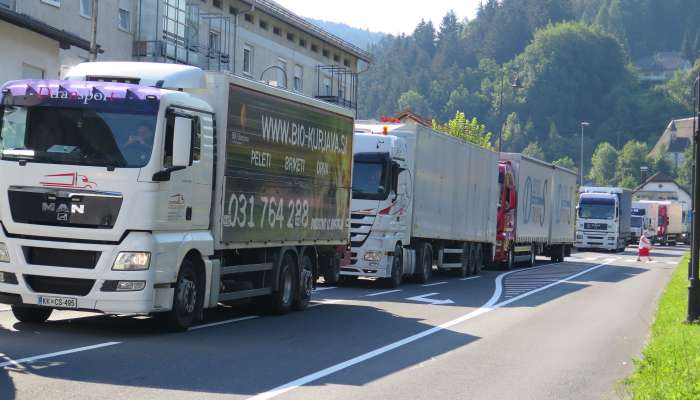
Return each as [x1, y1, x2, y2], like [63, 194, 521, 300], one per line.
[0, 62, 354, 330]
[576, 187, 632, 252]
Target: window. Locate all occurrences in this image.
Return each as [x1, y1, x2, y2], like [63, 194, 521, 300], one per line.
[209, 31, 220, 53]
[293, 65, 303, 92]
[286, 32, 295, 42]
[244, 13, 253, 23]
[80, 0, 92, 18]
[118, 8, 130, 32]
[41, 0, 61, 7]
[273, 26, 281, 36]
[229, 6, 238, 14]
[299, 38, 306, 48]
[322, 49, 329, 58]
[344, 59, 350, 67]
[333, 54, 340, 62]
[212, 0, 222, 8]
[277, 59, 287, 88]
[310, 44, 319, 53]
[21, 64, 44, 79]
[323, 77, 331, 96]
[259, 20, 268, 30]
[243, 44, 253, 75]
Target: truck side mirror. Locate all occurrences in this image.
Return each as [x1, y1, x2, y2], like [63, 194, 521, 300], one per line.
[172, 116, 192, 168]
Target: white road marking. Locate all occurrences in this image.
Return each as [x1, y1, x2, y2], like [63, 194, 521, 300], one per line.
[421, 281, 448, 287]
[312, 286, 338, 292]
[460, 276, 482, 281]
[0, 342, 121, 369]
[365, 289, 402, 297]
[246, 259, 616, 400]
[308, 299, 344, 308]
[406, 293, 454, 305]
[189, 316, 259, 331]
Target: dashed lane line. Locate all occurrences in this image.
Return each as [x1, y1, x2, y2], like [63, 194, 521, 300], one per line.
[0, 342, 122, 369]
[422, 281, 448, 287]
[365, 289, 402, 297]
[460, 276, 482, 281]
[246, 259, 614, 400]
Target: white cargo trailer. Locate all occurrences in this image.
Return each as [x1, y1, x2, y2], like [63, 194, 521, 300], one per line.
[346, 122, 499, 286]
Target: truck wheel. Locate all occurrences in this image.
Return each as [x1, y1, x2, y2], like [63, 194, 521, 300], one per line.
[322, 254, 341, 285]
[158, 259, 201, 332]
[265, 253, 297, 315]
[384, 245, 403, 288]
[415, 243, 433, 283]
[528, 245, 536, 267]
[293, 254, 313, 311]
[11, 306, 52, 323]
[473, 245, 484, 275]
[505, 248, 515, 271]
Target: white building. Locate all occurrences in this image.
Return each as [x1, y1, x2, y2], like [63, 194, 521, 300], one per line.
[2, 0, 371, 111]
[634, 172, 692, 209]
[0, 2, 92, 84]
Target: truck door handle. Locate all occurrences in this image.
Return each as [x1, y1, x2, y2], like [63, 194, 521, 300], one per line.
[186, 207, 192, 221]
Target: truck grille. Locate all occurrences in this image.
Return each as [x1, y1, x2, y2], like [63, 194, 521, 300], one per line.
[584, 223, 607, 230]
[24, 275, 95, 296]
[23, 247, 101, 269]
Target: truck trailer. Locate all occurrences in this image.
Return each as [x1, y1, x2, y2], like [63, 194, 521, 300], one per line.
[646, 200, 683, 246]
[630, 201, 660, 244]
[576, 187, 632, 252]
[495, 154, 577, 268]
[0, 62, 354, 330]
[345, 121, 499, 287]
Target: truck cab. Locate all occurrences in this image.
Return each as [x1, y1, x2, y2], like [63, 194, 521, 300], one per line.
[345, 127, 412, 284]
[575, 187, 631, 252]
[494, 160, 517, 264]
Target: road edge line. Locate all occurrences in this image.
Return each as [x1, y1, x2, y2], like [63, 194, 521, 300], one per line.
[0, 341, 122, 368]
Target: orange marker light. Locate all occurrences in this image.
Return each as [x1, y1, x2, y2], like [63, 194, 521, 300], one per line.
[383, 126, 388, 135]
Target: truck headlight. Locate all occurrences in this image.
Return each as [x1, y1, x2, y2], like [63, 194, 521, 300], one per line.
[0, 243, 9, 263]
[363, 251, 382, 262]
[112, 252, 151, 271]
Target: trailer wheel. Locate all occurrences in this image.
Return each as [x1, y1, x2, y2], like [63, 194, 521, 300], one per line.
[266, 253, 296, 315]
[415, 243, 433, 283]
[457, 243, 470, 278]
[473, 245, 484, 275]
[11, 306, 52, 324]
[293, 254, 313, 311]
[158, 259, 202, 332]
[505, 247, 515, 271]
[528, 245, 536, 267]
[322, 253, 341, 285]
[384, 245, 403, 288]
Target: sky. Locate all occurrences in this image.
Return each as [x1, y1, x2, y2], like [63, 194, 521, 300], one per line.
[275, 0, 482, 35]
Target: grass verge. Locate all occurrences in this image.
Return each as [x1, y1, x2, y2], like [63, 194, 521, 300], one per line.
[624, 254, 700, 399]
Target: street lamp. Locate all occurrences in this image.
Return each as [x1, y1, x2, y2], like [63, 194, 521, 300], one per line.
[580, 122, 591, 185]
[689, 72, 700, 323]
[496, 71, 523, 153]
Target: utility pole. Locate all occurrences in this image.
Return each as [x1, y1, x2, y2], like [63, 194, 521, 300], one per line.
[89, 0, 99, 61]
[689, 71, 700, 323]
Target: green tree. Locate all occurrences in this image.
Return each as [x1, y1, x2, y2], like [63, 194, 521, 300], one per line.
[616, 140, 649, 188]
[522, 142, 546, 161]
[433, 111, 493, 149]
[676, 145, 693, 190]
[397, 90, 432, 116]
[588, 142, 618, 185]
[553, 156, 578, 173]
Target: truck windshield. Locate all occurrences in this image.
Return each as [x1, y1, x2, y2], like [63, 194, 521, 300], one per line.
[0, 105, 157, 168]
[578, 198, 615, 220]
[631, 216, 643, 228]
[352, 159, 388, 200]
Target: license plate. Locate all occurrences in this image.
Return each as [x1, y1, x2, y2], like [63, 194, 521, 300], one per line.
[37, 296, 78, 309]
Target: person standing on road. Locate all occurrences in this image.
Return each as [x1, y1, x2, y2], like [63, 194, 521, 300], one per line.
[637, 230, 653, 262]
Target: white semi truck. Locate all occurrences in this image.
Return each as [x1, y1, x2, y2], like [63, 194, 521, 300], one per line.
[346, 122, 499, 287]
[630, 201, 660, 243]
[0, 62, 354, 330]
[576, 187, 632, 251]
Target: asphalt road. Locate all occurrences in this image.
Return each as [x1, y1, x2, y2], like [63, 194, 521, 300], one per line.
[0, 246, 686, 400]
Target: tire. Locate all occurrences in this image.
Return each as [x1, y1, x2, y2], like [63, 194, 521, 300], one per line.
[322, 254, 341, 285]
[157, 259, 202, 332]
[473, 245, 484, 275]
[528, 245, 536, 267]
[264, 253, 297, 315]
[467, 244, 477, 276]
[415, 243, 433, 283]
[457, 243, 470, 278]
[11, 305, 52, 323]
[384, 245, 403, 288]
[551, 245, 566, 263]
[293, 254, 313, 311]
[505, 247, 515, 271]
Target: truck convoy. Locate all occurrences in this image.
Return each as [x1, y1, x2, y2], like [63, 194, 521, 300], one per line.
[630, 201, 659, 244]
[346, 122, 499, 287]
[496, 154, 577, 268]
[576, 187, 632, 251]
[0, 62, 354, 330]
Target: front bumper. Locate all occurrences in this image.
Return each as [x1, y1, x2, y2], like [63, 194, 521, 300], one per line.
[342, 245, 392, 278]
[575, 232, 618, 250]
[0, 230, 172, 314]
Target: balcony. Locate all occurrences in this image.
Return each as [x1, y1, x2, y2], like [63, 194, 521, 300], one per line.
[315, 65, 358, 112]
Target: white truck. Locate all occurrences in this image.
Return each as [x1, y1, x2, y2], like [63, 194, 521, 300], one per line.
[346, 121, 499, 287]
[496, 154, 577, 268]
[0, 62, 354, 330]
[630, 201, 660, 244]
[648, 200, 684, 246]
[576, 187, 632, 251]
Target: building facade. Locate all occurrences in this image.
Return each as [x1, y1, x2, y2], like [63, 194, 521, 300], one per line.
[2, 0, 371, 110]
[634, 172, 692, 209]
